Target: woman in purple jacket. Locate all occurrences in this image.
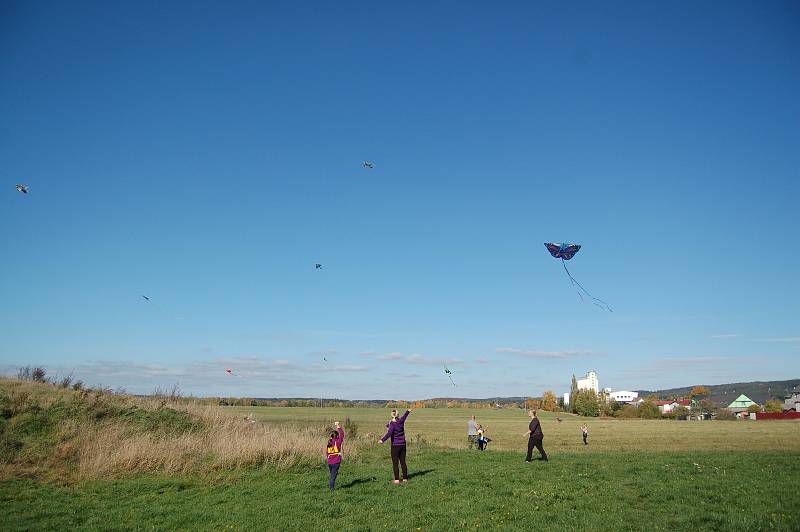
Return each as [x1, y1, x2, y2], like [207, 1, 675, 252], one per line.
[378, 408, 411, 484]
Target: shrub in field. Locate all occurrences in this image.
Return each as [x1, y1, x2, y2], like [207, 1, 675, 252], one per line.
[598, 397, 617, 417]
[16, 366, 47, 383]
[747, 404, 762, 413]
[766, 400, 783, 413]
[614, 404, 639, 418]
[673, 406, 689, 418]
[343, 417, 358, 439]
[638, 400, 661, 419]
[540, 391, 559, 411]
[716, 409, 736, 420]
[573, 389, 599, 417]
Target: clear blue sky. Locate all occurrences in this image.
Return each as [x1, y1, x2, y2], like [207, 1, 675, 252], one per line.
[2, 1, 798, 399]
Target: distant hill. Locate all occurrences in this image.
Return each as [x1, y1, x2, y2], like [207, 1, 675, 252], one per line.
[636, 379, 800, 406]
[226, 382, 800, 406]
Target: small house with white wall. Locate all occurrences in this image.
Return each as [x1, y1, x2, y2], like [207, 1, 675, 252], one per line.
[656, 400, 678, 414]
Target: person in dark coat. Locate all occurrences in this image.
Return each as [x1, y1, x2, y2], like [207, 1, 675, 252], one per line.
[523, 409, 548, 462]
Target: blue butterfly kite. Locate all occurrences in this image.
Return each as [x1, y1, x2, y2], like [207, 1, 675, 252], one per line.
[545, 243, 612, 312]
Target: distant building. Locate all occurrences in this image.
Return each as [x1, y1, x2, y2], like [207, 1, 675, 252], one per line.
[656, 400, 690, 414]
[577, 371, 599, 394]
[784, 387, 800, 412]
[656, 400, 677, 414]
[563, 392, 570, 406]
[727, 394, 757, 414]
[608, 390, 639, 404]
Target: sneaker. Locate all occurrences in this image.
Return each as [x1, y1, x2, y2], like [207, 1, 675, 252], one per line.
[392, 480, 401, 484]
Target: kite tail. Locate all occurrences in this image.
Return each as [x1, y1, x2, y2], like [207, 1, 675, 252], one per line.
[448, 375, 457, 387]
[561, 259, 613, 312]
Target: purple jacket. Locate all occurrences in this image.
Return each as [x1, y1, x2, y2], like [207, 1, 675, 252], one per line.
[326, 427, 345, 465]
[381, 410, 410, 445]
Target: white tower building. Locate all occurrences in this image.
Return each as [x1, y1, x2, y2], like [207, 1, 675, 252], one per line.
[577, 370, 599, 394]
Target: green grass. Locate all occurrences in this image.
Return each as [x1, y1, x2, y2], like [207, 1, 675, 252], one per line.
[3, 385, 799, 531]
[2, 447, 798, 531]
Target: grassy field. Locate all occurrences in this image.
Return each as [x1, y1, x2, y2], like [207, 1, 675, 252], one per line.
[3, 382, 800, 530]
[3, 448, 798, 531]
[224, 406, 800, 453]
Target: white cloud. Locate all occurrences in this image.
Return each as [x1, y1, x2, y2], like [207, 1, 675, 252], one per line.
[405, 353, 461, 366]
[373, 352, 461, 366]
[495, 347, 594, 359]
[753, 337, 800, 343]
[329, 365, 369, 373]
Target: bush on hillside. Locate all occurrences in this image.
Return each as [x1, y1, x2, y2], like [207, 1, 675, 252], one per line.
[1, 374, 356, 480]
[16, 366, 47, 383]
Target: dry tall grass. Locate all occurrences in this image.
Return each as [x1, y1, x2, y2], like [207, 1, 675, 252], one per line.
[0, 377, 361, 480]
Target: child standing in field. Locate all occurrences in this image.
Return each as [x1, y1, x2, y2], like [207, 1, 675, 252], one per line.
[476, 424, 490, 451]
[379, 408, 411, 483]
[581, 423, 589, 446]
[326, 421, 345, 492]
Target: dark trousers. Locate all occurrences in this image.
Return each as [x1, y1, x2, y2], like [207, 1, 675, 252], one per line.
[526, 435, 547, 461]
[582, 432, 588, 445]
[328, 463, 340, 491]
[390, 444, 408, 480]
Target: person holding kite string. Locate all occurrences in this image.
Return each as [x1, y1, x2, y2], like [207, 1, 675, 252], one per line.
[467, 415, 478, 449]
[379, 408, 411, 483]
[326, 421, 345, 492]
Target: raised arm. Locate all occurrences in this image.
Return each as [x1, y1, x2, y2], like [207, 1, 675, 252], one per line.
[399, 409, 411, 423]
[336, 427, 345, 446]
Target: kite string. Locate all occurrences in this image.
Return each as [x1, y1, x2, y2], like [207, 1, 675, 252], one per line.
[561, 259, 613, 312]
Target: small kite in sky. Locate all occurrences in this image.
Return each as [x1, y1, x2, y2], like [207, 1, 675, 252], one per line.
[226, 368, 241, 377]
[362, 161, 374, 169]
[444, 365, 456, 387]
[544, 243, 612, 312]
[315, 263, 323, 270]
[141, 295, 150, 302]
[323, 357, 328, 362]
[15, 184, 29, 194]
